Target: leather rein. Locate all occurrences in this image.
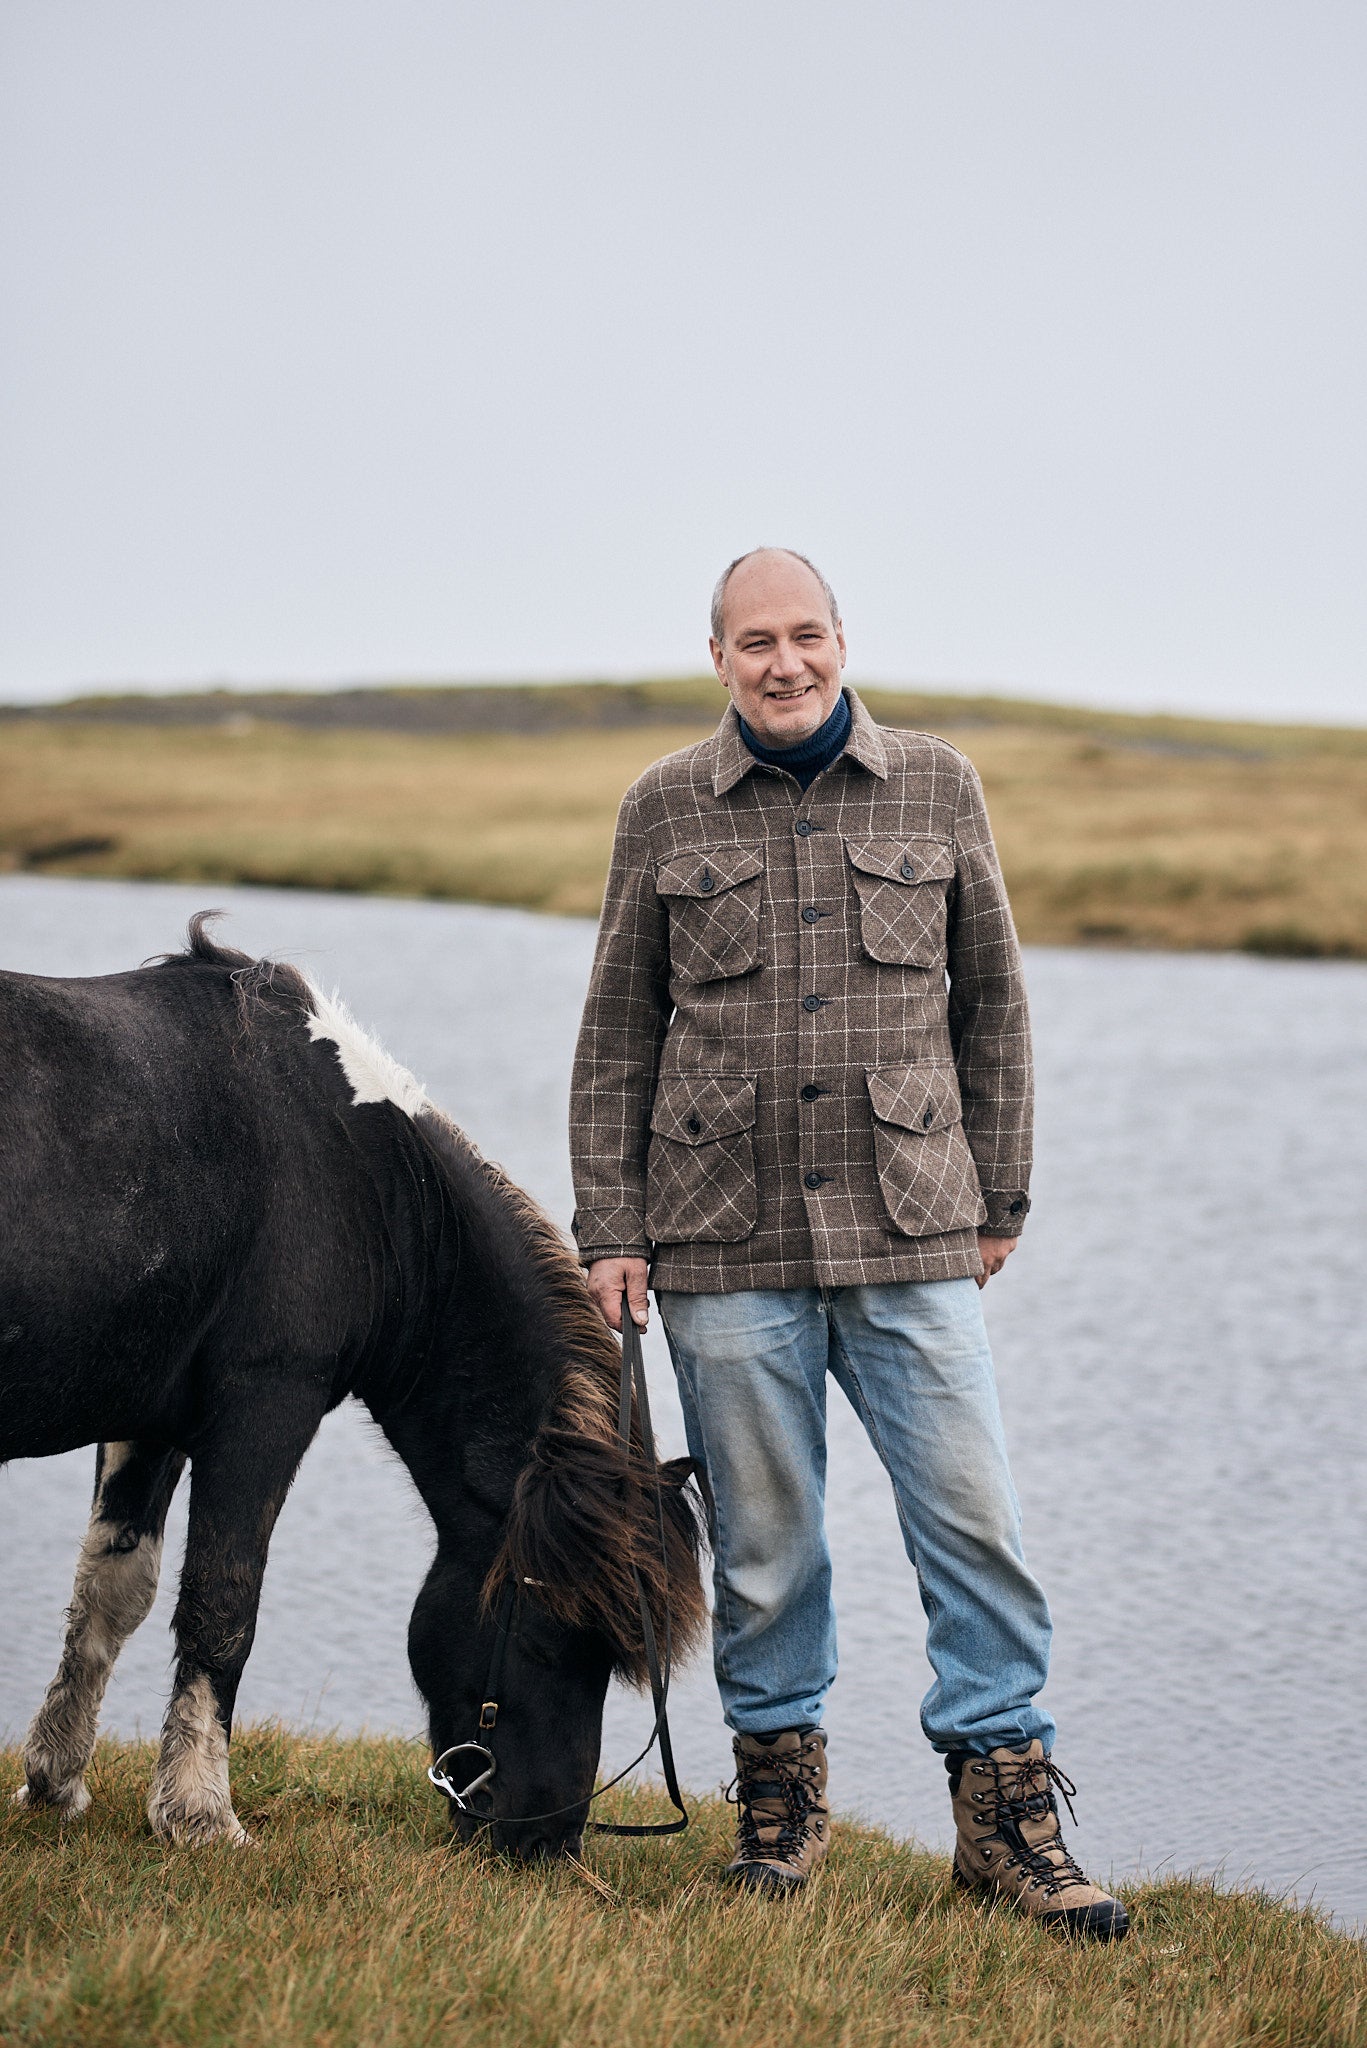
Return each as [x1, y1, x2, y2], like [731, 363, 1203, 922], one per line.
[427, 1295, 689, 1838]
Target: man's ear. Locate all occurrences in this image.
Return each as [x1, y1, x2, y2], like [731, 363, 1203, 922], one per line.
[709, 636, 728, 686]
[836, 624, 847, 670]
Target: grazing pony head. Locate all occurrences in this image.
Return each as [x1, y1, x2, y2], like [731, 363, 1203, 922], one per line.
[402, 1122, 709, 1859]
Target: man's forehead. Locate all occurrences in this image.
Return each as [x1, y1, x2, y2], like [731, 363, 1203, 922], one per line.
[724, 552, 830, 629]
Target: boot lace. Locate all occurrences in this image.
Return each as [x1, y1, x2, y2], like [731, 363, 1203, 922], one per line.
[726, 1746, 823, 1864]
[977, 1753, 1088, 1898]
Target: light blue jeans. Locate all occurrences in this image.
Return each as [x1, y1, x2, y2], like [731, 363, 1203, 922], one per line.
[657, 1280, 1055, 1755]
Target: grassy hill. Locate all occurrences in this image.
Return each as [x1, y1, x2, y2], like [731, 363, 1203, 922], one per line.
[3, 1729, 1363, 2048]
[2, 680, 1364, 954]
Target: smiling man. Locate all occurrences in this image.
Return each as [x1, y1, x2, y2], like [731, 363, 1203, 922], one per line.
[569, 548, 1125, 1938]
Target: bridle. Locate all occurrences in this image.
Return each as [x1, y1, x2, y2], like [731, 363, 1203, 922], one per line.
[427, 1295, 689, 1839]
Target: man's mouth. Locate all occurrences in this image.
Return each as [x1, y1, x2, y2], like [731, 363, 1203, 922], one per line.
[766, 683, 816, 704]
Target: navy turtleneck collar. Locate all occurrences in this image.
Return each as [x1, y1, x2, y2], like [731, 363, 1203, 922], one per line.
[739, 689, 852, 791]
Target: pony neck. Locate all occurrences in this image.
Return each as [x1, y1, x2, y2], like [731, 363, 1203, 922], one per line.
[365, 1108, 587, 1518]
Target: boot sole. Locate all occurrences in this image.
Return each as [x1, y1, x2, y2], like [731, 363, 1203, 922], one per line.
[952, 1859, 1129, 1941]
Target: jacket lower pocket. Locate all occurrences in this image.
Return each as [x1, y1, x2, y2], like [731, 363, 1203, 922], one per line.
[866, 1062, 986, 1236]
[645, 1072, 758, 1244]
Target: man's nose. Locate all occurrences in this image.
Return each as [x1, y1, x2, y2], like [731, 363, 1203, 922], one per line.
[770, 640, 808, 680]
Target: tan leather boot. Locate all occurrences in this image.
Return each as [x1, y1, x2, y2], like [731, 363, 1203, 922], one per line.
[725, 1729, 829, 1894]
[950, 1741, 1128, 1940]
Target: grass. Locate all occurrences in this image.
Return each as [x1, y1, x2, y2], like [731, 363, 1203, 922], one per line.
[2, 683, 1366, 954]
[2, 1730, 1363, 2048]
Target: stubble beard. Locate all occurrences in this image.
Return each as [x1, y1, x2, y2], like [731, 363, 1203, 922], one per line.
[725, 663, 832, 750]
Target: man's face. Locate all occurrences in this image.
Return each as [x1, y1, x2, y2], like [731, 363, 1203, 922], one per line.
[710, 552, 847, 748]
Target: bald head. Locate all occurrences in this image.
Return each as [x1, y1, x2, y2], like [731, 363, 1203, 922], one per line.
[710, 548, 840, 647]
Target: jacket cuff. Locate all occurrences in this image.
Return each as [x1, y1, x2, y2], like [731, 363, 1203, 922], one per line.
[571, 1206, 651, 1265]
[980, 1190, 1031, 1235]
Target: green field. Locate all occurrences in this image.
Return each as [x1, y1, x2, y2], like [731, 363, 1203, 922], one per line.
[2, 681, 1365, 955]
[3, 1730, 1362, 2048]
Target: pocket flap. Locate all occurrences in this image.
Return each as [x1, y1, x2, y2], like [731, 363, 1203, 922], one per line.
[650, 1073, 757, 1145]
[866, 1062, 962, 1134]
[845, 838, 955, 885]
[655, 845, 765, 899]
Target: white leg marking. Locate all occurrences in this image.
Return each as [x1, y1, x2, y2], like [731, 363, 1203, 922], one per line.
[147, 1673, 248, 1846]
[18, 1447, 163, 1816]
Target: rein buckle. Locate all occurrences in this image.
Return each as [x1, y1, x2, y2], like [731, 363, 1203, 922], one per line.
[479, 1700, 499, 1731]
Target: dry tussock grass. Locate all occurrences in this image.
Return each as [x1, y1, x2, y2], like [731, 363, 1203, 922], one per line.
[1, 694, 1364, 954]
[2, 1730, 1363, 2048]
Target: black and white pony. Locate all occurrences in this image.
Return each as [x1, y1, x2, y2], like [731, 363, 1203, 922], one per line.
[0, 916, 704, 1856]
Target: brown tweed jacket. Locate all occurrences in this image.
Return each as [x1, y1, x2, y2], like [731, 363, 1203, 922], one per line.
[569, 689, 1032, 1292]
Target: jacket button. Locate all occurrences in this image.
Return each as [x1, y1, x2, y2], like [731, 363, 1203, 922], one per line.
[686, 1114, 702, 1135]
[802, 994, 824, 1012]
[900, 860, 915, 880]
[795, 819, 814, 837]
[802, 906, 821, 924]
[699, 871, 715, 892]
[804, 1171, 825, 1189]
[922, 1106, 934, 1126]
[800, 1084, 821, 1102]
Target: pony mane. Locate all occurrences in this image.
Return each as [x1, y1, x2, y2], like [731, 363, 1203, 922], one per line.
[415, 1104, 707, 1684]
[154, 913, 427, 1116]
[151, 910, 316, 1031]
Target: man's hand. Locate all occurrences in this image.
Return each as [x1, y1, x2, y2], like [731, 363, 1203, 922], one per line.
[587, 1256, 651, 1331]
[976, 1235, 1019, 1288]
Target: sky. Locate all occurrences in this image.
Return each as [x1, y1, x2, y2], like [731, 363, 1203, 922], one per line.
[1, 2, 1364, 720]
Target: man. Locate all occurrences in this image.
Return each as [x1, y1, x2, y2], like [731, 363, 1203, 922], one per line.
[569, 548, 1125, 1939]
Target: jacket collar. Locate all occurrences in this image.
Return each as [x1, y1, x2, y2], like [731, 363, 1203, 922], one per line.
[711, 686, 888, 797]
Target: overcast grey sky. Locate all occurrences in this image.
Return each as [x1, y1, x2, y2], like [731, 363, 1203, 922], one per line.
[2, 3, 1363, 718]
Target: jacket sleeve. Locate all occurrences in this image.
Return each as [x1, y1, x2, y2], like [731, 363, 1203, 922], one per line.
[946, 757, 1034, 1235]
[569, 783, 672, 1262]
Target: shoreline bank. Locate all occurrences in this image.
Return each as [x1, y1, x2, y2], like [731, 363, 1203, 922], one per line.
[4, 1729, 1363, 2047]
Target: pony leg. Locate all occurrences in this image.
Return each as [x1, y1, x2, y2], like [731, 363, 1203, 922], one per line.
[18, 1441, 185, 1814]
[147, 1394, 321, 1846]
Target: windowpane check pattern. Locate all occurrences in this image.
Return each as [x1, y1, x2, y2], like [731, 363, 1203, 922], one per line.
[569, 691, 1032, 1292]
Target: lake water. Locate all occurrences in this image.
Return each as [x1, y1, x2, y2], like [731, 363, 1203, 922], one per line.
[2, 875, 1365, 1929]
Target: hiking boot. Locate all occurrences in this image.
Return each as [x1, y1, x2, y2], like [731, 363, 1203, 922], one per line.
[949, 1741, 1128, 1941]
[725, 1729, 829, 1894]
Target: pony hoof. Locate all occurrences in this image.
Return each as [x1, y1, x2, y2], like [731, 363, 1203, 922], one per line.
[150, 1804, 250, 1847]
[13, 1778, 91, 1816]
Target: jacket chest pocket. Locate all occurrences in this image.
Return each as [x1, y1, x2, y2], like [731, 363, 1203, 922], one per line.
[866, 1063, 986, 1237]
[845, 839, 955, 967]
[655, 845, 765, 985]
[646, 1073, 758, 1244]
